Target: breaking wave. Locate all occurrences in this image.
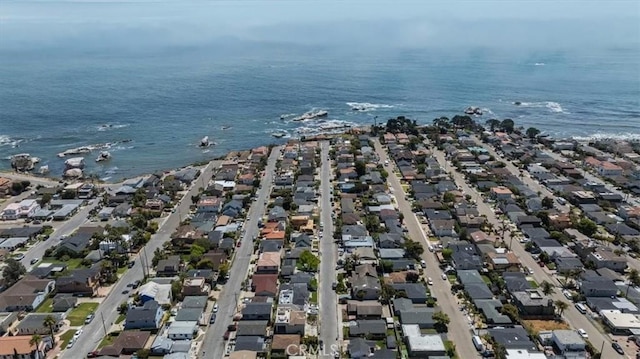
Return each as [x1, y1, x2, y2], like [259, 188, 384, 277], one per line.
[97, 124, 130, 131]
[572, 132, 640, 142]
[0, 135, 24, 148]
[534, 62, 545, 66]
[346, 102, 394, 112]
[514, 101, 568, 114]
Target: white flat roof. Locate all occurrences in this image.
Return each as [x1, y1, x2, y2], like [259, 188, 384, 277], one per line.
[601, 310, 640, 329]
[407, 334, 445, 352]
[506, 349, 548, 359]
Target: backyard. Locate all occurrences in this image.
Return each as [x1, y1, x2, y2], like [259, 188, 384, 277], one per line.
[36, 297, 54, 313]
[67, 302, 99, 326]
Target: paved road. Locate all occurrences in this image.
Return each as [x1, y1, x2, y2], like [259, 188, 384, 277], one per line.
[470, 136, 571, 213]
[200, 147, 280, 359]
[431, 148, 618, 357]
[61, 161, 221, 359]
[21, 200, 100, 270]
[318, 141, 340, 358]
[372, 139, 480, 359]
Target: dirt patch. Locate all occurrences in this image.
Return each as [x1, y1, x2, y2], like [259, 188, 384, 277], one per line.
[523, 319, 570, 334]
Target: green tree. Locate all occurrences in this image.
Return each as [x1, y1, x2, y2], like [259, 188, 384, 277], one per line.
[297, 250, 320, 272]
[525, 127, 541, 140]
[380, 283, 396, 304]
[442, 191, 456, 203]
[403, 239, 425, 260]
[554, 300, 569, 316]
[433, 311, 450, 333]
[218, 262, 230, 279]
[405, 272, 420, 283]
[576, 218, 597, 236]
[627, 269, 640, 296]
[486, 119, 501, 132]
[29, 334, 42, 356]
[39, 193, 52, 208]
[541, 280, 555, 296]
[2, 258, 26, 287]
[354, 161, 366, 177]
[501, 303, 520, 321]
[500, 119, 515, 133]
[43, 315, 57, 345]
[541, 197, 554, 209]
[441, 248, 453, 261]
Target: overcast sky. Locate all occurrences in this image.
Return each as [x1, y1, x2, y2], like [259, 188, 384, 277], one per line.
[1, 1, 638, 51]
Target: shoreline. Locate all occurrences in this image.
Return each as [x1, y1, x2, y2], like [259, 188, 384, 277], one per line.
[2, 122, 638, 186]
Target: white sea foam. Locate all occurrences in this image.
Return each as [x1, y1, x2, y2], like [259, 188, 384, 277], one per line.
[534, 62, 545, 66]
[0, 135, 24, 148]
[97, 124, 130, 131]
[572, 132, 640, 142]
[515, 101, 568, 114]
[346, 102, 394, 112]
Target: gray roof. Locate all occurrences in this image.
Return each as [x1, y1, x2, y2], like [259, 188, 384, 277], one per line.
[349, 320, 387, 336]
[236, 320, 268, 336]
[181, 296, 208, 310]
[242, 302, 273, 317]
[17, 313, 63, 330]
[234, 336, 265, 352]
[391, 283, 428, 301]
[488, 326, 537, 351]
[175, 308, 202, 322]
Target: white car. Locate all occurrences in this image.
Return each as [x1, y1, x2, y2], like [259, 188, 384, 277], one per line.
[66, 340, 74, 349]
[73, 329, 83, 339]
[563, 290, 572, 300]
[441, 273, 447, 280]
[577, 328, 588, 338]
[428, 245, 434, 252]
[427, 278, 433, 285]
[420, 260, 427, 268]
[213, 303, 218, 313]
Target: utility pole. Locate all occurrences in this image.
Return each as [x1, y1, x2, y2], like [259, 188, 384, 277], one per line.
[100, 311, 108, 336]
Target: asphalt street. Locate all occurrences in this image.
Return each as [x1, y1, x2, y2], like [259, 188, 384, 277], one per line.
[318, 141, 340, 358]
[432, 148, 618, 357]
[373, 139, 480, 359]
[199, 147, 280, 359]
[61, 161, 221, 359]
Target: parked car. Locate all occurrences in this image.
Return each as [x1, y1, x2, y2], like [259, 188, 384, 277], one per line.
[122, 289, 130, 295]
[30, 258, 39, 265]
[14, 254, 25, 261]
[441, 273, 447, 280]
[87, 351, 99, 358]
[128, 261, 135, 268]
[73, 329, 83, 339]
[213, 303, 218, 313]
[420, 260, 427, 268]
[612, 342, 624, 355]
[85, 314, 94, 324]
[577, 329, 588, 338]
[66, 340, 74, 349]
[209, 314, 216, 324]
[427, 278, 433, 285]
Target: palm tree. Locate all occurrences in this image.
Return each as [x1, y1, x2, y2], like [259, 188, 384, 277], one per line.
[626, 268, 640, 296]
[29, 334, 42, 359]
[497, 222, 510, 248]
[42, 315, 57, 346]
[554, 300, 569, 317]
[541, 280, 555, 296]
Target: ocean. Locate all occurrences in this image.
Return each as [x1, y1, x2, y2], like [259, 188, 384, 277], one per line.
[1, 6, 639, 181]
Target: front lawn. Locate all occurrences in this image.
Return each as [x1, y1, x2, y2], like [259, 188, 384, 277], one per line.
[115, 314, 126, 324]
[528, 280, 539, 288]
[67, 302, 99, 326]
[59, 329, 76, 348]
[36, 297, 54, 313]
[310, 291, 318, 304]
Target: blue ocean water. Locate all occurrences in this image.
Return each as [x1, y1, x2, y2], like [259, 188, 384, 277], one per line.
[1, 13, 639, 181]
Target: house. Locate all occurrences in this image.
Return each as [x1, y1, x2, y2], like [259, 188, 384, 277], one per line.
[57, 232, 95, 256]
[398, 308, 435, 329]
[487, 250, 520, 272]
[0, 276, 55, 312]
[234, 336, 266, 352]
[587, 248, 627, 273]
[138, 281, 172, 305]
[491, 186, 513, 200]
[274, 308, 306, 335]
[182, 277, 210, 297]
[600, 310, 640, 335]
[488, 326, 537, 351]
[15, 313, 64, 335]
[391, 283, 429, 304]
[430, 219, 457, 237]
[271, 334, 301, 356]
[181, 296, 208, 311]
[237, 320, 268, 337]
[351, 264, 381, 301]
[449, 242, 483, 270]
[156, 256, 181, 277]
[348, 319, 387, 339]
[256, 252, 281, 273]
[167, 321, 198, 340]
[124, 300, 163, 330]
[597, 161, 624, 177]
[502, 273, 531, 294]
[251, 274, 279, 297]
[347, 301, 383, 319]
[0, 336, 46, 359]
[55, 264, 101, 297]
[580, 274, 619, 297]
[51, 294, 78, 312]
[241, 302, 273, 321]
[402, 325, 446, 358]
[511, 289, 555, 317]
[552, 330, 586, 355]
[98, 330, 151, 356]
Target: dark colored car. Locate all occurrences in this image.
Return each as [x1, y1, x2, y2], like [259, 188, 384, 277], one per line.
[122, 289, 130, 295]
[87, 351, 99, 358]
[612, 342, 624, 355]
[209, 314, 216, 324]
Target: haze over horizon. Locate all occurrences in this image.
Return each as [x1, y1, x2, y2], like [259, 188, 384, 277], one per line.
[1, 0, 639, 53]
